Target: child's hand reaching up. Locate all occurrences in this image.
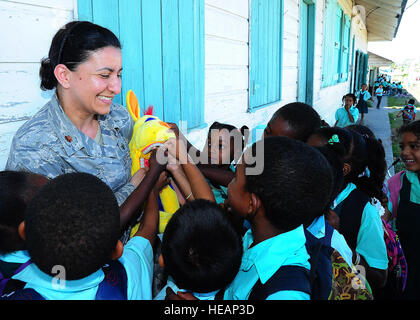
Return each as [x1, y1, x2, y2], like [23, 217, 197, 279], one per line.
[164, 137, 189, 164]
[164, 138, 214, 202]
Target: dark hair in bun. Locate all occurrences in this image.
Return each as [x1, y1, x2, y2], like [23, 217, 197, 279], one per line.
[39, 21, 121, 91]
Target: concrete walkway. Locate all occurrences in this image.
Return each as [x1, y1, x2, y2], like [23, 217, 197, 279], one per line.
[361, 95, 395, 177]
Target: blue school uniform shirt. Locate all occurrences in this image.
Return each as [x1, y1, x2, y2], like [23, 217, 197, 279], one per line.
[12, 236, 154, 300]
[5, 94, 135, 206]
[332, 183, 388, 270]
[223, 225, 311, 300]
[0, 250, 30, 264]
[154, 276, 220, 300]
[335, 106, 359, 127]
[375, 88, 384, 96]
[358, 90, 371, 101]
[307, 216, 353, 266]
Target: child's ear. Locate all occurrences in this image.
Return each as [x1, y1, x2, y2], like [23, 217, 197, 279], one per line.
[158, 254, 165, 269]
[343, 163, 351, 176]
[249, 193, 262, 217]
[111, 240, 124, 260]
[18, 221, 25, 241]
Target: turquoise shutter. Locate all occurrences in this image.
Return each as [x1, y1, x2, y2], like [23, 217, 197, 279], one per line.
[77, 0, 204, 130]
[321, 0, 336, 87]
[340, 14, 351, 81]
[249, 0, 283, 111]
[333, 7, 342, 83]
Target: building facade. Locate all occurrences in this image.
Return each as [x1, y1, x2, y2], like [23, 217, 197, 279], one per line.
[0, 0, 406, 169]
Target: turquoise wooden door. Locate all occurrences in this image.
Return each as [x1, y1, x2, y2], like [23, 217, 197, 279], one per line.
[77, 0, 204, 130]
[298, 0, 315, 105]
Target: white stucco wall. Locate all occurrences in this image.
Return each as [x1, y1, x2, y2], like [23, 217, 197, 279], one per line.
[0, 0, 75, 169]
[0, 0, 371, 169]
[313, 0, 368, 125]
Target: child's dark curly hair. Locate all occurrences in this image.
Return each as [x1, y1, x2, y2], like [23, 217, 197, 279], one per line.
[398, 119, 420, 140]
[311, 127, 386, 201]
[25, 173, 120, 280]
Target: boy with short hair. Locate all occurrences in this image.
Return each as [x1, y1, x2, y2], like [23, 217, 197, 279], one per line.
[154, 199, 243, 300]
[264, 102, 321, 142]
[223, 137, 334, 300]
[6, 172, 161, 300]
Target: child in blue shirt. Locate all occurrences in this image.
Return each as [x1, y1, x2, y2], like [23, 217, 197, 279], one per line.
[167, 122, 248, 204]
[6, 171, 163, 300]
[385, 120, 420, 299]
[222, 137, 334, 300]
[397, 99, 417, 125]
[335, 93, 359, 128]
[356, 84, 373, 123]
[308, 144, 354, 267]
[375, 85, 384, 109]
[0, 171, 49, 296]
[307, 127, 389, 292]
[154, 199, 242, 300]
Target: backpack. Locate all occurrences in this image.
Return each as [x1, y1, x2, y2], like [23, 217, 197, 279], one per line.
[383, 172, 408, 292]
[329, 250, 373, 300]
[387, 171, 405, 220]
[1, 260, 128, 300]
[381, 218, 408, 293]
[248, 223, 334, 300]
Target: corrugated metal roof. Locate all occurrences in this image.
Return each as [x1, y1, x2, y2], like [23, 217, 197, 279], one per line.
[368, 51, 394, 67]
[355, 0, 407, 41]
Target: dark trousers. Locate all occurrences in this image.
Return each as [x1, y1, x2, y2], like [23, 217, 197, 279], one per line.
[376, 96, 382, 109]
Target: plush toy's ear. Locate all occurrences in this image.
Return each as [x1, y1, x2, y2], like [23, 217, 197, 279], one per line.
[126, 90, 140, 122]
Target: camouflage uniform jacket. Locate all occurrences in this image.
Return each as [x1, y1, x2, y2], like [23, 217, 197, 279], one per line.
[6, 94, 135, 205]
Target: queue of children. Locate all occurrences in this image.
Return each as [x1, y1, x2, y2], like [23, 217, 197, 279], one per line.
[3, 99, 418, 300]
[1, 21, 419, 301]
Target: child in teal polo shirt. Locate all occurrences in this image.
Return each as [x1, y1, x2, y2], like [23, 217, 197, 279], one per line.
[307, 127, 388, 292]
[8, 172, 163, 300]
[0, 171, 49, 296]
[385, 120, 420, 299]
[223, 137, 334, 300]
[397, 99, 417, 125]
[335, 93, 359, 128]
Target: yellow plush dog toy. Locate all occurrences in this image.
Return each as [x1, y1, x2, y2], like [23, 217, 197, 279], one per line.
[126, 90, 180, 235]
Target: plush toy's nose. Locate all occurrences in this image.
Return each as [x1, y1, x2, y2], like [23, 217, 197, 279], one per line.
[158, 121, 170, 128]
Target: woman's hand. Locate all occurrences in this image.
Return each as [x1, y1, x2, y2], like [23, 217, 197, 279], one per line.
[129, 167, 148, 188]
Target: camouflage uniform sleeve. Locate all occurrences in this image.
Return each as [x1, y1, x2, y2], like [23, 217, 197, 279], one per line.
[5, 140, 65, 179]
[114, 182, 136, 206]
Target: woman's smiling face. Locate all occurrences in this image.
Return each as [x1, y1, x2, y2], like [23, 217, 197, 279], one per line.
[68, 46, 122, 116]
